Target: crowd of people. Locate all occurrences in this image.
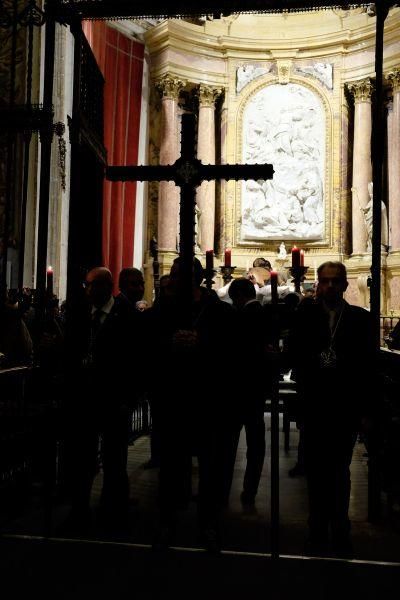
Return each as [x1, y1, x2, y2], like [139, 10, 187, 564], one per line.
[0, 258, 379, 557]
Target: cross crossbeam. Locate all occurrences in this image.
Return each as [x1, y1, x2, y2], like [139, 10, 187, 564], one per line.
[106, 162, 274, 187]
[106, 113, 274, 317]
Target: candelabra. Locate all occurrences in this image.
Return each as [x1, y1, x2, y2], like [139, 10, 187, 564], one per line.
[204, 268, 216, 292]
[289, 265, 308, 294]
[220, 265, 236, 286]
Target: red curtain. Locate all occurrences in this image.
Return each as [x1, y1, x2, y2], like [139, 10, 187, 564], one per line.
[82, 23, 144, 291]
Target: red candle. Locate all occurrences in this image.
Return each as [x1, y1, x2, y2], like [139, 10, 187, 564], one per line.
[291, 246, 300, 267]
[224, 249, 231, 267]
[46, 265, 54, 296]
[300, 250, 305, 266]
[206, 250, 214, 271]
[270, 270, 278, 304]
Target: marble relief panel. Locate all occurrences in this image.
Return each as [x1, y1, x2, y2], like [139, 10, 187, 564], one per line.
[294, 63, 333, 90]
[236, 63, 274, 93]
[240, 83, 325, 242]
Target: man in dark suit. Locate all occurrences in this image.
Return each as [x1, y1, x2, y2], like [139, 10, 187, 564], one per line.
[289, 261, 377, 556]
[116, 267, 145, 313]
[151, 257, 234, 552]
[63, 267, 142, 535]
[223, 277, 268, 506]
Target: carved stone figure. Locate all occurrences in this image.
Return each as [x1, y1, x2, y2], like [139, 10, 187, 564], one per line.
[362, 182, 389, 251]
[241, 83, 325, 241]
[295, 63, 333, 90]
[278, 242, 287, 260]
[195, 203, 202, 253]
[236, 64, 271, 93]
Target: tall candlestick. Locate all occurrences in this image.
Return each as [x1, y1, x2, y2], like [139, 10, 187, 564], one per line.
[291, 246, 300, 268]
[300, 249, 305, 266]
[224, 249, 231, 267]
[206, 250, 214, 271]
[270, 270, 278, 304]
[46, 265, 54, 296]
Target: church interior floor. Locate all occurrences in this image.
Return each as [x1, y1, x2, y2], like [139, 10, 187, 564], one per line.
[1, 417, 400, 598]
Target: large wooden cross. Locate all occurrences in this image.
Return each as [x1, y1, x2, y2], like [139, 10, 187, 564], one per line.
[106, 113, 274, 309]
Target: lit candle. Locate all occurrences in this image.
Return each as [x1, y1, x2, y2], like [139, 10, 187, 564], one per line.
[300, 249, 305, 266]
[224, 249, 231, 267]
[270, 270, 278, 304]
[206, 250, 214, 271]
[291, 246, 300, 267]
[46, 265, 54, 296]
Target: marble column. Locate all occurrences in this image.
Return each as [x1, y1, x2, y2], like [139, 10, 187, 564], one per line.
[347, 78, 374, 255]
[156, 75, 186, 252]
[387, 69, 400, 251]
[196, 84, 222, 253]
[386, 96, 394, 249]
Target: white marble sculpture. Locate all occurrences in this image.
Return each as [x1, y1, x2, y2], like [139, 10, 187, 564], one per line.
[241, 83, 325, 241]
[295, 63, 333, 90]
[236, 64, 271, 93]
[362, 181, 389, 251]
[278, 242, 287, 260]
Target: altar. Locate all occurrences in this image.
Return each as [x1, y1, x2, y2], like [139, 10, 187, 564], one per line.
[143, 9, 400, 313]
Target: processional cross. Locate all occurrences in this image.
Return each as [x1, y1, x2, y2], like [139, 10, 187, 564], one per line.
[107, 110, 278, 554]
[106, 113, 274, 311]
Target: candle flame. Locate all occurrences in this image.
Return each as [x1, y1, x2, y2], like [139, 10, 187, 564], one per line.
[47, 265, 53, 272]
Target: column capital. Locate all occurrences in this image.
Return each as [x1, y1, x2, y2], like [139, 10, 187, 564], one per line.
[155, 74, 186, 100]
[346, 78, 374, 102]
[387, 68, 400, 92]
[198, 84, 223, 108]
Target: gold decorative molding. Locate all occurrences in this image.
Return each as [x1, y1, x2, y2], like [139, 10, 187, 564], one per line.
[346, 78, 374, 103]
[277, 60, 292, 85]
[155, 74, 186, 99]
[198, 84, 223, 107]
[387, 68, 400, 92]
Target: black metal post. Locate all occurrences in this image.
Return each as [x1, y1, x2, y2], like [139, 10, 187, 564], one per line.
[1, 0, 18, 299]
[368, 1, 389, 523]
[35, 15, 55, 298]
[178, 113, 196, 327]
[270, 338, 280, 560]
[18, 21, 35, 290]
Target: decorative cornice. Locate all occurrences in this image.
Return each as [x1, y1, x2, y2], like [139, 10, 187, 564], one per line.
[346, 78, 374, 102]
[155, 75, 186, 100]
[387, 68, 400, 92]
[198, 84, 223, 107]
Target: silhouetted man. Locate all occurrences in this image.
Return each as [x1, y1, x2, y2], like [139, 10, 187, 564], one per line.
[63, 267, 142, 535]
[116, 267, 145, 312]
[289, 261, 377, 557]
[222, 277, 268, 506]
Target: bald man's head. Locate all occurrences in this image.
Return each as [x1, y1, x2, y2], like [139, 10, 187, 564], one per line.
[86, 267, 113, 307]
